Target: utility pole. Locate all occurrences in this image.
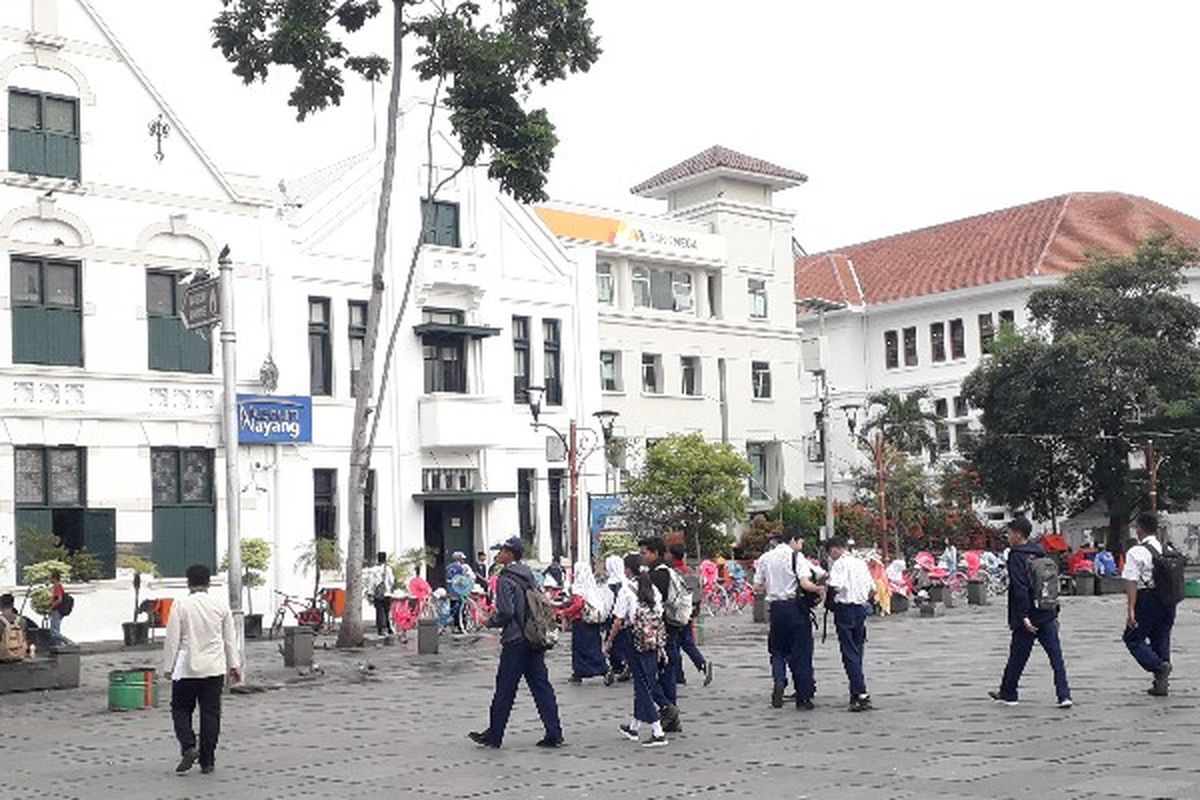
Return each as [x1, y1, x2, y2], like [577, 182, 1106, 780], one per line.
[568, 418, 579, 571]
[874, 431, 889, 564]
[218, 246, 244, 671]
[820, 371, 834, 542]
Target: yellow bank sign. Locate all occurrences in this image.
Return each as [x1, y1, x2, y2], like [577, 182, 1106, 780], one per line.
[536, 207, 723, 259]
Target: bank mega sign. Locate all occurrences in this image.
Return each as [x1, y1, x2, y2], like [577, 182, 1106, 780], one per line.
[536, 207, 725, 261]
[236, 395, 313, 444]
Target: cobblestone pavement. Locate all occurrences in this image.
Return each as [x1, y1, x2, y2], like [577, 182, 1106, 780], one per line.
[2, 594, 1200, 800]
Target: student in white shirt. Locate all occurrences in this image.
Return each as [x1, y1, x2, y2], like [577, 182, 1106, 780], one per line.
[605, 554, 668, 747]
[826, 537, 874, 711]
[1122, 512, 1175, 696]
[162, 564, 242, 775]
[753, 531, 825, 709]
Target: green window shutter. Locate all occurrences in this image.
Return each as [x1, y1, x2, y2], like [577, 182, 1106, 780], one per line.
[148, 315, 181, 371]
[45, 308, 82, 366]
[44, 133, 78, 179]
[152, 507, 187, 577]
[8, 129, 45, 175]
[11, 306, 47, 364]
[180, 325, 212, 374]
[82, 508, 117, 579]
[15, 508, 54, 582]
[438, 203, 459, 247]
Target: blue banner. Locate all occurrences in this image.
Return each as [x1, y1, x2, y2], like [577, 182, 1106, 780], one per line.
[236, 395, 312, 444]
[588, 494, 628, 557]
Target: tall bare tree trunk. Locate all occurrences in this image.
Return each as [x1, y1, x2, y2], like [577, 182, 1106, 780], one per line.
[340, 0, 404, 648]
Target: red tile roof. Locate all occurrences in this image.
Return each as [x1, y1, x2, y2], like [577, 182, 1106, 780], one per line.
[795, 193, 1200, 307]
[631, 145, 807, 196]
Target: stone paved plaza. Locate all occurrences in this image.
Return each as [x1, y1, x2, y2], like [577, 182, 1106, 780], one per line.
[2, 594, 1200, 800]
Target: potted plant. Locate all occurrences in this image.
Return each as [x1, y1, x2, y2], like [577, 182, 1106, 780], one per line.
[222, 538, 272, 638]
[295, 537, 343, 602]
[116, 555, 159, 646]
[23, 559, 72, 627]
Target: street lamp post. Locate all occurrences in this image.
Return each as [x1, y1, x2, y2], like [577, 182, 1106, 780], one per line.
[799, 297, 846, 542]
[524, 386, 618, 572]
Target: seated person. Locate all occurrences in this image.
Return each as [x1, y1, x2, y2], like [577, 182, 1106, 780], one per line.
[0, 593, 29, 662]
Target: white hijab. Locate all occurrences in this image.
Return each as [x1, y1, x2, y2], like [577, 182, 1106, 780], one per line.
[604, 555, 625, 587]
[574, 561, 609, 617]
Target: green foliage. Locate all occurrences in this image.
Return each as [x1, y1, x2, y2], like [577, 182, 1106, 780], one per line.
[212, 0, 601, 202]
[834, 502, 876, 545]
[625, 434, 751, 558]
[117, 555, 160, 577]
[29, 586, 53, 616]
[739, 514, 783, 560]
[17, 526, 65, 564]
[296, 537, 343, 575]
[23, 559, 71, 586]
[598, 531, 638, 559]
[963, 234, 1200, 549]
[862, 388, 940, 456]
[222, 538, 272, 589]
[392, 546, 437, 584]
[67, 550, 103, 582]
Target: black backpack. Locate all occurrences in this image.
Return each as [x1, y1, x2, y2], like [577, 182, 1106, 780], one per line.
[59, 593, 74, 617]
[1142, 541, 1187, 606]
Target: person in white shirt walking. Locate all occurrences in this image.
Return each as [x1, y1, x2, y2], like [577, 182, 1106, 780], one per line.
[162, 564, 242, 775]
[1123, 512, 1176, 696]
[826, 537, 874, 711]
[367, 552, 396, 636]
[753, 530, 825, 710]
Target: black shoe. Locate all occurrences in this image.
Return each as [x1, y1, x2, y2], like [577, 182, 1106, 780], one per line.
[771, 681, 785, 709]
[988, 690, 1018, 706]
[175, 748, 197, 774]
[1148, 685, 1170, 697]
[703, 661, 714, 687]
[1153, 662, 1172, 694]
[617, 668, 632, 683]
[468, 731, 499, 748]
[199, 765, 214, 775]
[678, 676, 688, 686]
[796, 699, 814, 711]
[568, 675, 583, 685]
[849, 695, 873, 712]
[642, 734, 668, 748]
[604, 670, 616, 687]
[535, 737, 565, 748]
[618, 724, 640, 742]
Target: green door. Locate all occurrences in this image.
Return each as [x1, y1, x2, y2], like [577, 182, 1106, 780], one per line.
[442, 502, 474, 561]
[83, 509, 117, 579]
[153, 507, 216, 577]
[183, 507, 216, 571]
[14, 508, 53, 582]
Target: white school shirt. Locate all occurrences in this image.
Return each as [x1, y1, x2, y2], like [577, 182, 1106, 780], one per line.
[829, 554, 874, 606]
[1121, 536, 1161, 589]
[612, 580, 661, 624]
[753, 543, 816, 602]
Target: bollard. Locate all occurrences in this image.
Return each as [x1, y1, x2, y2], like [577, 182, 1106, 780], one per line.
[417, 618, 439, 655]
[1073, 574, 1095, 596]
[752, 590, 766, 624]
[967, 579, 988, 606]
[282, 626, 314, 668]
[889, 593, 910, 614]
[928, 584, 947, 604]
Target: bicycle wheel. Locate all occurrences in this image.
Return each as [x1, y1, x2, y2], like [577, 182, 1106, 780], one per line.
[459, 598, 480, 634]
[268, 609, 286, 640]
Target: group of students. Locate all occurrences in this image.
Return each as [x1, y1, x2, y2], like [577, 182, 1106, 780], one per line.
[469, 535, 715, 749]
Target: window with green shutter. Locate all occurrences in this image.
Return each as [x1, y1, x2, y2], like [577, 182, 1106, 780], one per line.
[11, 256, 82, 366]
[8, 89, 81, 180]
[147, 271, 212, 373]
[420, 199, 461, 248]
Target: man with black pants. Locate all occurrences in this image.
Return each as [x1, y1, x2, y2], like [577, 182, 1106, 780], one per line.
[639, 537, 682, 732]
[826, 537, 875, 711]
[753, 530, 824, 709]
[369, 551, 394, 636]
[1123, 512, 1176, 696]
[470, 537, 564, 749]
[989, 517, 1072, 708]
[162, 564, 242, 775]
[667, 544, 713, 687]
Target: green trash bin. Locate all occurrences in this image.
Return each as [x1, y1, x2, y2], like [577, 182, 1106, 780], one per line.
[108, 668, 158, 711]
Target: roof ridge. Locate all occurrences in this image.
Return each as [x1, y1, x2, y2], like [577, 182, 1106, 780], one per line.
[1030, 194, 1074, 278]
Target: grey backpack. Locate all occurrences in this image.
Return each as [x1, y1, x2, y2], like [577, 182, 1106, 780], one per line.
[1028, 555, 1060, 612]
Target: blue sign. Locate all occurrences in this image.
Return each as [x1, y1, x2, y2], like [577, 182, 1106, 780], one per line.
[236, 395, 312, 444]
[588, 494, 628, 557]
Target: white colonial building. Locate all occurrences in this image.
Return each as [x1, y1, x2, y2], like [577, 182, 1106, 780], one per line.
[0, 0, 603, 640]
[794, 192, 1200, 526]
[539, 146, 808, 512]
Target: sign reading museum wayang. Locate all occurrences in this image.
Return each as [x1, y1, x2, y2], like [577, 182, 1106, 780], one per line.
[236, 395, 313, 444]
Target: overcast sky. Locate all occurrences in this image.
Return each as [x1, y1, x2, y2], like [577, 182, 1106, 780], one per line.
[91, 0, 1200, 253]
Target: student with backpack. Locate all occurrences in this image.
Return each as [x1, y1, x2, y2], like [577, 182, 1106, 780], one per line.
[567, 561, 610, 684]
[47, 570, 72, 636]
[639, 536, 684, 733]
[1122, 512, 1185, 697]
[1, 593, 29, 662]
[367, 552, 394, 636]
[470, 537, 564, 749]
[603, 554, 630, 684]
[989, 517, 1072, 708]
[753, 530, 824, 709]
[667, 544, 714, 687]
[605, 554, 669, 747]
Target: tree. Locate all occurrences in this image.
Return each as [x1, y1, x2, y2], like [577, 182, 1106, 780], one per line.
[624, 434, 751, 559]
[962, 235, 1200, 550]
[213, 0, 601, 646]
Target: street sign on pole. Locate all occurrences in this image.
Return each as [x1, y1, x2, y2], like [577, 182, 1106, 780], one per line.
[181, 277, 221, 330]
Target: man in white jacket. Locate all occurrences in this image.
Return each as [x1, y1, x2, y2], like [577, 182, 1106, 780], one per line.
[162, 564, 242, 775]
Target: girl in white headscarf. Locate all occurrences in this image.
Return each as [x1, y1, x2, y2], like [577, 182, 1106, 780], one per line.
[602, 554, 629, 683]
[568, 561, 609, 683]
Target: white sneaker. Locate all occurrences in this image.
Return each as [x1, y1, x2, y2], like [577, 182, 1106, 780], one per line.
[1057, 698, 1073, 709]
[618, 724, 640, 742]
[641, 735, 668, 748]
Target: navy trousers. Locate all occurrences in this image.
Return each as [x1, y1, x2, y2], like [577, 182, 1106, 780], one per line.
[571, 621, 608, 678]
[1124, 591, 1176, 673]
[171, 676, 223, 768]
[833, 603, 869, 699]
[999, 610, 1070, 702]
[628, 648, 661, 723]
[655, 626, 682, 705]
[678, 619, 706, 673]
[768, 600, 815, 701]
[485, 640, 562, 746]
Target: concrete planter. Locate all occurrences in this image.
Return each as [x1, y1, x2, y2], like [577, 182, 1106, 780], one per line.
[244, 614, 263, 640]
[927, 584, 948, 603]
[967, 580, 988, 606]
[1073, 574, 1096, 596]
[889, 594, 910, 613]
[1097, 576, 1126, 595]
[282, 626, 314, 668]
[122, 621, 149, 647]
[417, 618, 439, 655]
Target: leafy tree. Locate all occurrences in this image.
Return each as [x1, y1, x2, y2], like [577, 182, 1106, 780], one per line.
[963, 234, 1200, 550]
[624, 434, 751, 559]
[221, 538, 272, 615]
[739, 514, 783, 560]
[862, 388, 940, 456]
[213, 0, 600, 645]
[295, 537, 343, 603]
